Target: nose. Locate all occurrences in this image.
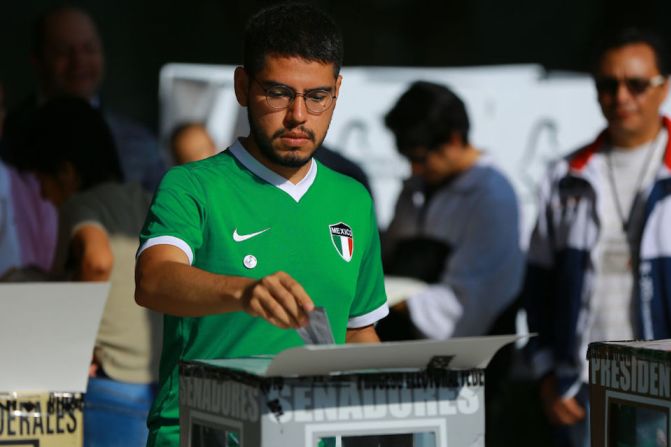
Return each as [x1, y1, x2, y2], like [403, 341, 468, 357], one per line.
[284, 95, 308, 127]
[615, 80, 633, 103]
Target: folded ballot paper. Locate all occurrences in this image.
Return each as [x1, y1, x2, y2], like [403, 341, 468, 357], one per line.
[296, 307, 335, 345]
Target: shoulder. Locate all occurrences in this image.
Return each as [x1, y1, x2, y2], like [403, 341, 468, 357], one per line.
[551, 138, 603, 177]
[157, 151, 236, 194]
[469, 162, 517, 201]
[313, 147, 370, 189]
[62, 182, 129, 213]
[316, 160, 373, 203]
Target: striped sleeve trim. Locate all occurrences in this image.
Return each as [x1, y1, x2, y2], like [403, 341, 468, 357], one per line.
[347, 302, 390, 328]
[137, 236, 194, 265]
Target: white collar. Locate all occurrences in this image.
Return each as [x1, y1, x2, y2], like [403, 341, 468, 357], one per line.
[228, 139, 317, 202]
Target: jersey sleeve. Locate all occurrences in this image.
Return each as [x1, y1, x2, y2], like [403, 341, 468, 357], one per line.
[138, 166, 205, 264]
[348, 199, 389, 328]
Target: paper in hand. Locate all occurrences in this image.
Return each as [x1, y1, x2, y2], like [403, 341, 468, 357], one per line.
[296, 307, 335, 345]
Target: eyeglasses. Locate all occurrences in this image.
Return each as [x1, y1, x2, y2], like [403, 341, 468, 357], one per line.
[252, 78, 336, 114]
[595, 75, 666, 96]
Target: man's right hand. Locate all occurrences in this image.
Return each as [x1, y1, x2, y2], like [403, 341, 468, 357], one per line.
[240, 271, 315, 329]
[539, 374, 586, 425]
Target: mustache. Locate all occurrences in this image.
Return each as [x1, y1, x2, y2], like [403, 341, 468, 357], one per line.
[272, 126, 315, 142]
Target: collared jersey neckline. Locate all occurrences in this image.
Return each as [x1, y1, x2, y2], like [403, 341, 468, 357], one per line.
[228, 140, 317, 202]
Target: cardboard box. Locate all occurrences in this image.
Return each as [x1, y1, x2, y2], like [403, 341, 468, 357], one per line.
[0, 283, 109, 446]
[0, 392, 84, 446]
[588, 340, 671, 447]
[179, 335, 520, 447]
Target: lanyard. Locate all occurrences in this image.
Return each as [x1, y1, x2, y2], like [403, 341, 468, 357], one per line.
[605, 137, 660, 233]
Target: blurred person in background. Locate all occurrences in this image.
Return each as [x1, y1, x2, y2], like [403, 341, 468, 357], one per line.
[0, 80, 57, 280]
[313, 144, 372, 195]
[524, 28, 671, 447]
[169, 122, 217, 165]
[2, 5, 165, 191]
[379, 80, 524, 341]
[28, 97, 161, 447]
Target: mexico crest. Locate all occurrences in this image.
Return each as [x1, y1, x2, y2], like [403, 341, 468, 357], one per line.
[329, 222, 354, 262]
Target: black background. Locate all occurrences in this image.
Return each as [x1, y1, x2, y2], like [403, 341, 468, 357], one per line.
[1, 0, 670, 130]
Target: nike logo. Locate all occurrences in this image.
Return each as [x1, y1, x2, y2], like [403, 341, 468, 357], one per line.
[233, 227, 270, 242]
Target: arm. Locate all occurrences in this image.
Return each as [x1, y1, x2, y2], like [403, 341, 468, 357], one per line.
[523, 166, 559, 379]
[405, 184, 524, 339]
[135, 244, 314, 328]
[68, 223, 113, 377]
[522, 168, 585, 425]
[70, 224, 114, 281]
[539, 374, 586, 425]
[345, 324, 380, 343]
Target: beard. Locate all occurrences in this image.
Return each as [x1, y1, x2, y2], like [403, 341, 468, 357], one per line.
[248, 110, 320, 168]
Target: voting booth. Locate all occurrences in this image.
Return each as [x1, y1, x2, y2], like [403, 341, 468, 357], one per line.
[0, 283, 109, 446]
[588, 340, 671, 447]
[179, 335, 520, 447]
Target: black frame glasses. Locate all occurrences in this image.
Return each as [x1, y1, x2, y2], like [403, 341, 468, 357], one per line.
[252, 78, 336, 114]
[595, 75, 666, 96]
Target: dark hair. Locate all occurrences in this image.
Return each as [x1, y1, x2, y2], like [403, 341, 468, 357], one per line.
[592, 28, 670, 76]
[384, 81, 470, 154]
[243, 3, 343, 77]
[31, 5, 96, 57]
[27, 96, 123, 189]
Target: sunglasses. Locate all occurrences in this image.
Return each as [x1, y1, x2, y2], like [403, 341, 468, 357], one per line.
[595, 75, 666, 96]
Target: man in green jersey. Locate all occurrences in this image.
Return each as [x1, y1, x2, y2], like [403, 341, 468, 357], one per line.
[135, 3, 389, 445]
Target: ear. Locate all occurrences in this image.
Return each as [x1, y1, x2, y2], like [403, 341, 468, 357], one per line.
[334, 74, 343, 98]
[234, 66, 250, 107]
[448, 131, 466, 148]
[660, 77, 670, 103]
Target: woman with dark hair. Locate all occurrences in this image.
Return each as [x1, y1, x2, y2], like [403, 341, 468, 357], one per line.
[28, 97, 161, 447]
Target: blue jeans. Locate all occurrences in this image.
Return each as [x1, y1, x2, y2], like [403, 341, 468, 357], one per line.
[84, 377, 157, 447]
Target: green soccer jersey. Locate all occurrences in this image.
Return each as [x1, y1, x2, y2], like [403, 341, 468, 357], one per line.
[139, 141, 388, 446]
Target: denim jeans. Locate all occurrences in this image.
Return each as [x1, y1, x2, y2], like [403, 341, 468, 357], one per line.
[84, 377, 157, 447]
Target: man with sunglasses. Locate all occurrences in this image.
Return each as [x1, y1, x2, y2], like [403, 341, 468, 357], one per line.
[525, 28, 671, 447]
[134, 4, 388, 446]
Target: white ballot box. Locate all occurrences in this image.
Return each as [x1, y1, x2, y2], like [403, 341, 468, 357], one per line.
[179, 335, 521, 447]
[588, 339, 671, 447]
[0, 283, 109, 447]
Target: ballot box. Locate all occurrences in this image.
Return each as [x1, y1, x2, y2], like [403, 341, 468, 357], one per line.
[0, 392, 84, 446]
[588, 340, 671, 447]
[179, 335, 520, 447]
[0, 283, 109, 446]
